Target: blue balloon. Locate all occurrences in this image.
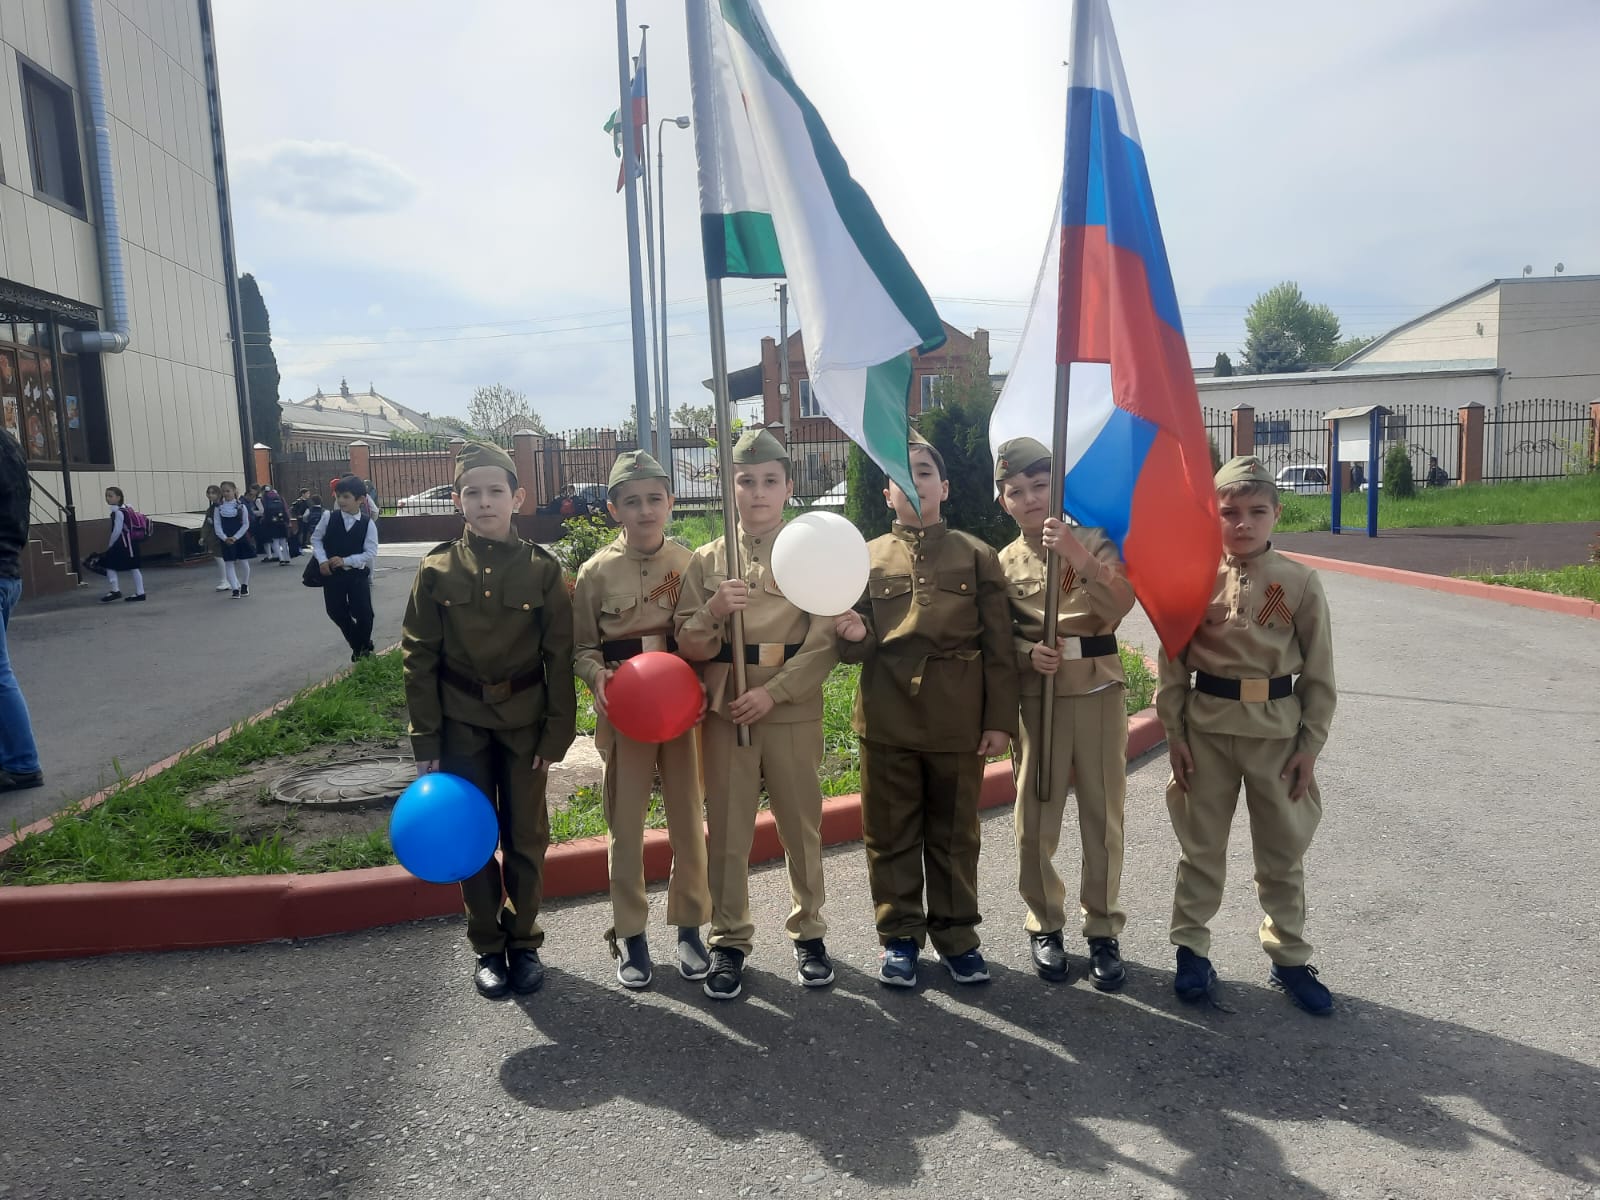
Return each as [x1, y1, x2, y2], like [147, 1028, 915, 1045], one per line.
[389, 772, 499, 884]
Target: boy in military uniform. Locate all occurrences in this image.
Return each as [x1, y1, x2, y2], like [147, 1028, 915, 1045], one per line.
[835, 435, 1017, 988]
[674, 429, 838, 1001]
[573, 450, 712, 990]
[1157, 455, 1337, 1015]
[995, 437, 1136, 990]
[402, 442, 577, 1000]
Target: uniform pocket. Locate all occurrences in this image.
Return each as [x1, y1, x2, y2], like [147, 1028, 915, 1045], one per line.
[870, 574, 912, 601]
[430, 576, 474, 610]
[501, 582, 545, 614]
[938, 568, 976, 597]
[602, 592, 640, 617]
[1010, 578, 1044, 599]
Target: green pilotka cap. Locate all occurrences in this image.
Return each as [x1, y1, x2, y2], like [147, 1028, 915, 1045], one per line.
[993, 436, 1052, 483]
[908, 428, 932, 447]
[608, 449, 670, 491]
[1214, 455, 1276, 488]
[454, 441, 518, 486]
[731, 427, 790, 465]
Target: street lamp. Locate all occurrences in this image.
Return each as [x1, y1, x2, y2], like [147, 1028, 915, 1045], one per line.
[656, 114, 691, 490]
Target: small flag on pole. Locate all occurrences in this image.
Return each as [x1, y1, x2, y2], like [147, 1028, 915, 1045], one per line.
[686, 0, 943, 507]
[990, 0, 1219, 654]
[610, 40, 649, 193]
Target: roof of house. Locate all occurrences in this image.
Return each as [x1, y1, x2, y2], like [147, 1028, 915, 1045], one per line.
[286, 380, 454, 435]
[709, 321, 987, 396]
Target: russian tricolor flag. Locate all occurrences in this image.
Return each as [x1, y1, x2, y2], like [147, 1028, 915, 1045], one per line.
[991, 0, 1220, 655]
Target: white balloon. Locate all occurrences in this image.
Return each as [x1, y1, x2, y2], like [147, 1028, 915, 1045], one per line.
[770, 511, 871, 616]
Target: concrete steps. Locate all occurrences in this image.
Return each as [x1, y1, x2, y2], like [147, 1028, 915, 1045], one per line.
[21, 538, 80, 600]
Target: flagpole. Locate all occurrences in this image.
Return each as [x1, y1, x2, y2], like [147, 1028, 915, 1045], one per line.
[615, 0, 652, 444]
[706, 278, 752, 746]
[637, 27, 665, 462]
[1038, 363, 1071, 801]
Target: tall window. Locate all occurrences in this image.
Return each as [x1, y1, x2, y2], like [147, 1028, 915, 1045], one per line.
[1384, 412, 1408, 442]
[1253, 418, 1291, 446]
[797, 378, 821, 418]
[920, 374, 946, 410]
[0, 320, 113, 468]
[19, 58, 86, 215]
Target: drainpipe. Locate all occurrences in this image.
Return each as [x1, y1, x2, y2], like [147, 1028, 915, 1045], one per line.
[59, 0, 130, 355]
[196, 0, 257, 484]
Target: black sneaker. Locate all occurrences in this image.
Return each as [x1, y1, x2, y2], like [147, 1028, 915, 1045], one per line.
[473, 952, 510, 999]
[231, 589, 240, 598]
[941, 947, 991, 985]
[676, 926, 711, 980]
[124, 593, 147, 603]
[1029, 930, 1070, 982]
[703, 947, 745, 1000]
[878, 938, 918, 988]
[239, 583, 250, 597]
[1174, 945, 1217, 1004]
[99, 591, 122, 603]
[616, 933, 652, 990]
[1087, 937, 1127, 992]
[508, 948, 545, 994]
[0, 769, 45, 793]
[794, 938, 835, 987]
[1270, 963, 1334, 1016]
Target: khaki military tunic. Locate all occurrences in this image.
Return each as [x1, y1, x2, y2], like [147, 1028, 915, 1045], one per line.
[674, 526, 837, 954]
[1000, 527, 1135, 940]
[1156, 545, 1336, 966]
[402, 528, 578, 954]
[840, 522, 1018, 954]
[573, 533, 709, 940]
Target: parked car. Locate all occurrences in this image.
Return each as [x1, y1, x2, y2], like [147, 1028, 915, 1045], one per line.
[1275, 465, 1330, 496]
[396, 484, 457, 514]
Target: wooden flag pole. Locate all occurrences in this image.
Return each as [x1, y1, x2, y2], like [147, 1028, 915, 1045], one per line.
[706, 278, 753, 746]
[1037, 361, 1072, 800]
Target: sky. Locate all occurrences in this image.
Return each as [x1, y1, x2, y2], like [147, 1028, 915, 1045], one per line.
[213, 0, 1600, 432]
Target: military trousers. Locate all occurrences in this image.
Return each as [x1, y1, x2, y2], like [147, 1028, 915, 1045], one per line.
[1165, 730, 1322, 966]
[700, 713, 827, 955]
[859, 739, 984, 957]
[1013, 685, 1128, 939]
[595, 712, 710, 940]
[441, 716, 550, 955]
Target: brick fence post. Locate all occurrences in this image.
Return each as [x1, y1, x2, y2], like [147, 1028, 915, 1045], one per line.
[347, 440, 370, 484]
[512, 430, 538, 502]
[1457, 403, 1484, 485]
[252, 443, 273, 489]
[1590, 401, 1600, 470]
[1230, 403, 1255, 458]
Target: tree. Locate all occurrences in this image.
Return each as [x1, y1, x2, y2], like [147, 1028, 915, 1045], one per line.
[237, 273, 281, 450]
[1382, 441, 1415, 499]
[673, 402, 716, 438]
[434, 414, 475, 438]
[1327, 334, 1376, 364]
[467, 383, 546, 436]
[1243, 326, 1307, 375]
[1243, 281, 1341, 370]
[1213, 351, 1234, 377]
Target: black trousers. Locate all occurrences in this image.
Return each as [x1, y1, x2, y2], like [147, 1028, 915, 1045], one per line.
[322, 569, 374, 652]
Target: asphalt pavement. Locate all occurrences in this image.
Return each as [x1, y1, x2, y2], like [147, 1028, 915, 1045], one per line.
[1, 543, 439, 831]
[3, 571, 1598, 1198]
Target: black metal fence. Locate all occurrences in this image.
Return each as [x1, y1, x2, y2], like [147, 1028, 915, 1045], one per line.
[1202, 407, 1232, 459]
[1252, 409, 1330, 473]
[1383, 404, 1459, 483]
[1484, 398, 1593, 482]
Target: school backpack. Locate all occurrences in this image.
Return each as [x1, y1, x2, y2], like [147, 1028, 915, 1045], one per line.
[261, 492, 288, 521]
[122, 506, 152, 542]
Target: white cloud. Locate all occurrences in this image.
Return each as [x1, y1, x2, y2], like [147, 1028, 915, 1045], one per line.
[237, 140, 419, 216]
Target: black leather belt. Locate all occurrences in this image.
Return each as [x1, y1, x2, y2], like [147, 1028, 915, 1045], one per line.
[601, 634, 677, 660]
[712, 641, 803, 666]
[1056, 633, 1118, 660]
[1194, 670, 1293, 702]
[439, 659, 545, 704]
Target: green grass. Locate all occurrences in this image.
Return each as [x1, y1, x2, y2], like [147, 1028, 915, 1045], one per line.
[1459, 562, 1600, 603]
[1119, 645, 1157, 715]
[1274, 474, 1600, 533]
[2, 655, 408, 885]
[668, 512, 724, 550]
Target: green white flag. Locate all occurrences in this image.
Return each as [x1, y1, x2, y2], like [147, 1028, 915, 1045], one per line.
[686, 0, 945, 506]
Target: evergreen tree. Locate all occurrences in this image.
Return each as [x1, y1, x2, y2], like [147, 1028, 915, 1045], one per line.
[1213, 351, 1233, 377]
[1382, 441, 1415, 498]
[237, 273, 281, 450]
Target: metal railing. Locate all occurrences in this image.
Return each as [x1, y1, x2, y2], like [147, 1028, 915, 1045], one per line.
[1484, 398, 1593, 482]
[25, 469, 79, 574]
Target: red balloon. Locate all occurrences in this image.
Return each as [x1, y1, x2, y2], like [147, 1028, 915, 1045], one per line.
[606, 651, 704, 743]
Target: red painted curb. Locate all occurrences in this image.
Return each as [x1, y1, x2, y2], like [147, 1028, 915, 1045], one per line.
[1282, 552, 1599, 620]
[0, 709, 1169, 965]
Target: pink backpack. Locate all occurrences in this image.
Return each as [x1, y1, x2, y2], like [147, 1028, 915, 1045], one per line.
[122, 506, 152, 542]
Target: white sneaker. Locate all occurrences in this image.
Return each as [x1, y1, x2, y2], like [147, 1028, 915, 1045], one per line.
[214, 582, 231, 591]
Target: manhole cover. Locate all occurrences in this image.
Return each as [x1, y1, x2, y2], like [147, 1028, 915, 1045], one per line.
[271, 755, 416, 810]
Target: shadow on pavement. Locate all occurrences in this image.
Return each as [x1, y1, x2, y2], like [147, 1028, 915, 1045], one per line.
[501, 961, 1600, 1194]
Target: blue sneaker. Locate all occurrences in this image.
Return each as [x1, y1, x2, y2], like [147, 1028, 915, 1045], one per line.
[878, 938, 918, 987]
[1174, 945, 1217, 1003]
[1270, 963, 1334, 1016]
[941, 947, 991, 985]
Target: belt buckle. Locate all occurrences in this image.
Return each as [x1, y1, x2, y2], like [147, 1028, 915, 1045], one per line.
[1238, 677, 1270, 703]
[757, 643, 786, 668]
[641, 634, 667, 653]
[1059, 636, 1084, 661]
[481, 680, 513, 705]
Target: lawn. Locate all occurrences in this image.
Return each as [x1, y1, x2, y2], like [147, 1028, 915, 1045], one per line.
[1460, 562, 1600, 603]
[1275, 474, 1600, 533]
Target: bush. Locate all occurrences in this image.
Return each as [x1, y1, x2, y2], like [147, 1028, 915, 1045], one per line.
[1382, 442, 1415, 499]
[845, 443, 892, 541]
[1207, 435, 1223, 473]
[549, 514, 614, 574]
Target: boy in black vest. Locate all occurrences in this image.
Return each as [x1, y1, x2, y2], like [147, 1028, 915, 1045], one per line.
[314, 475, 380, 661]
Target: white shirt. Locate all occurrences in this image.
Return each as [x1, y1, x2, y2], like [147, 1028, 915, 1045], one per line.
[107, 505, 124, 547]
[213, 499, 249, 540]
[312, 508, 379, 570]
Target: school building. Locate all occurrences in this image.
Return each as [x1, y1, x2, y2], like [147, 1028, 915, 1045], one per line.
[1, 0, 249, 597]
